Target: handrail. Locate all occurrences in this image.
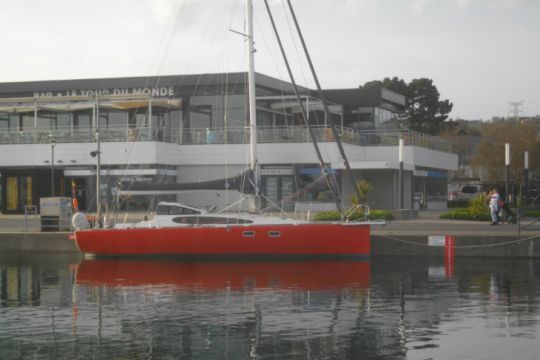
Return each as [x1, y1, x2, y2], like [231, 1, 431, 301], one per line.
[0, 125, 452, 152]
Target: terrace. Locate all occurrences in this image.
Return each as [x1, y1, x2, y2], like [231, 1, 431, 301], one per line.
[0, 125, 452, 153]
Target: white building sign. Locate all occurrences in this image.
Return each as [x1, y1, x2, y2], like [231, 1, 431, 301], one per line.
[33, 86, 175, 98]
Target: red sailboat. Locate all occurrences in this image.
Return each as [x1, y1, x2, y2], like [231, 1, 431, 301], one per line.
[70, 0, 374, 258]
[73, 201, 370, 257]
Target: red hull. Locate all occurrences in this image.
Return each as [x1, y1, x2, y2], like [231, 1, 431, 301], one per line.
[76, 259, 371, 290]
[74, 223, 370, 257]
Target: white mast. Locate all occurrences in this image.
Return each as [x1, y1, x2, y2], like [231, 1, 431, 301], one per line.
[247, 0, 260, 211]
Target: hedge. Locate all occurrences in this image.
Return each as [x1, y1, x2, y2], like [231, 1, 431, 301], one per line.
[439, 208, 491, 221]
[314, 209, 393, 221]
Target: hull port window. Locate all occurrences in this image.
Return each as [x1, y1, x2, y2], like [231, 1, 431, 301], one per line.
[243, 231, 255, 237]
[268, 231, 281, 237]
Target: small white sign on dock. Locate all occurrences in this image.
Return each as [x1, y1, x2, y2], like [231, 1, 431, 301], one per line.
[428, 235, 446, 247]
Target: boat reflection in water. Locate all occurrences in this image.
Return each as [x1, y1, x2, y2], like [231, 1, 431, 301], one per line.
[73, 259, 371, 358]
[75, 258, 371, 291]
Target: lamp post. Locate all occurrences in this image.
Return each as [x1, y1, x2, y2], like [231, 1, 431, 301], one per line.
[50, 137, 56, 197]
[524, 151, 529, 205]
[505, 143, 510, 203]
[399, 137, 404, 209]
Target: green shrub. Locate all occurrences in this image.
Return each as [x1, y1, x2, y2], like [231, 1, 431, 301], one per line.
[314, 210, 342, 221]
[313, 209, 393, 221]
[523, 210, 540, 218]
[467, 194, 487, 218]
[369, 209, 394, 220]
[440, 207, 491, 221]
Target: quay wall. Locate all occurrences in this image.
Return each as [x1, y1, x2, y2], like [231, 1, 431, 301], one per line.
[0, 232, 78, 253]
[372, 234, 540, 258]
[1, 232, 540, 258]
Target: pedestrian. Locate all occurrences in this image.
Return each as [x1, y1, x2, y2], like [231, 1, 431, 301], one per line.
[499, 200, 516, 224]
[488, 187, 500, 225]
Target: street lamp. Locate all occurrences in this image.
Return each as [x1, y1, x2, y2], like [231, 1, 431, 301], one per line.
[524, 151, 529, 204]
[505, 143, 510, 203]
[50, 136, 56, 197]
[399, 137, 404, 209]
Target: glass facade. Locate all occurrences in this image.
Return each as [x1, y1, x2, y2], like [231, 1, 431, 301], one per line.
[0, 97, 183, 144]
[414, 169, 448, 209]
[188, 95, 245, 129]
[344, 107, 400, 129]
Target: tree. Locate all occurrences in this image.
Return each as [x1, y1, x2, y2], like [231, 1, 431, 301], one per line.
[439, 120, 483, 181]
[406, 78, 453, 135]
[362, 77, 453, 135]
[470, 120, 540, 203]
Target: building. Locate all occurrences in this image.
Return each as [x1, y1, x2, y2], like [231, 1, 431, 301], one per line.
[0, 72, 457, 214]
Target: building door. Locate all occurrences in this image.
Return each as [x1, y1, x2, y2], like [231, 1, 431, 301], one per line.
[262, 175, 294, 211]
[5, 176, 33, 212]
[6, 177, 18, 211]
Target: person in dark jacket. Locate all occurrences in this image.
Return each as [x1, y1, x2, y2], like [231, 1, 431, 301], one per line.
[499, 200, 516, 224]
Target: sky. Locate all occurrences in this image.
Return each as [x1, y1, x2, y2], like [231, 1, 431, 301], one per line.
[0, 0, 538, 120]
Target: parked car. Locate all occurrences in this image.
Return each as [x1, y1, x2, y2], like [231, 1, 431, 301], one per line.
[448, 184, 484, 201]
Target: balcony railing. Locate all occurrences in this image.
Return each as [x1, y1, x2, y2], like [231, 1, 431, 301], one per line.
[0, 125, 451, 152]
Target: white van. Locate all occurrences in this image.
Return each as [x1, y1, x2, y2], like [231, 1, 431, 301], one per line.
[448, 184, 483, 201]
[459, 184, 484, 200]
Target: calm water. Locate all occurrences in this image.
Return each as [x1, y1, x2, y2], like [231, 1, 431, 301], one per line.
[1, 254, 539, 360]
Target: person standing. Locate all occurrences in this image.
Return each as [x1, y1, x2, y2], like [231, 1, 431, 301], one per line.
[488, 188, 500, 225]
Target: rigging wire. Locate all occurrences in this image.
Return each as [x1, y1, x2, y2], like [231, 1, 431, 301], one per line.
[254, 1, 345, 211]
[285, 0, 364, 210]
[263, 0, 345, 214]
[114, 3, 251, 219]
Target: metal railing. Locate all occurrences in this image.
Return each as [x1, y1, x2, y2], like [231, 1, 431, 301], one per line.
[0, 126, 158, 144]
[177, 126, 451, 152]
[0, 125, 452, 152]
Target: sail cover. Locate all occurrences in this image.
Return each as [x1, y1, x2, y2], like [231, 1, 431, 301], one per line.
[117, 170, 254, 195]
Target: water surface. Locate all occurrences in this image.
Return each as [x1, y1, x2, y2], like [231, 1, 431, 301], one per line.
[1, 253, 539, 359]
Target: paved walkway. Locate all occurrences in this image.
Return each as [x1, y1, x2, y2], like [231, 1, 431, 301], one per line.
[1, 210, 540, 236]
[373, 210, 540, 237]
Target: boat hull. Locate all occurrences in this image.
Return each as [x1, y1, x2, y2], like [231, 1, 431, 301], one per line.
[73, 223, 370, 257]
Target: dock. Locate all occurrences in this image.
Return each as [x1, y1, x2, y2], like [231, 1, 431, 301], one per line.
[1, 211, 540, 258]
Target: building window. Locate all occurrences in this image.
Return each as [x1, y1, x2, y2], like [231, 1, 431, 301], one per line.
[189, 105, 212, 129]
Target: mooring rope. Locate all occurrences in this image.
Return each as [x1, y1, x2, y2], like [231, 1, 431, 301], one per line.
[377, 233, 540, 249]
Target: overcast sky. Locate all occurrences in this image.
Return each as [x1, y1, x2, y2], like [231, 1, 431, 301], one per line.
[0, 0, 538, 120]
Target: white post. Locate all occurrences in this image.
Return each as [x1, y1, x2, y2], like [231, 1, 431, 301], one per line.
[524, 150, 529, 204]
[505, 143, 510, 203]
[399, 137, 404, 208]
